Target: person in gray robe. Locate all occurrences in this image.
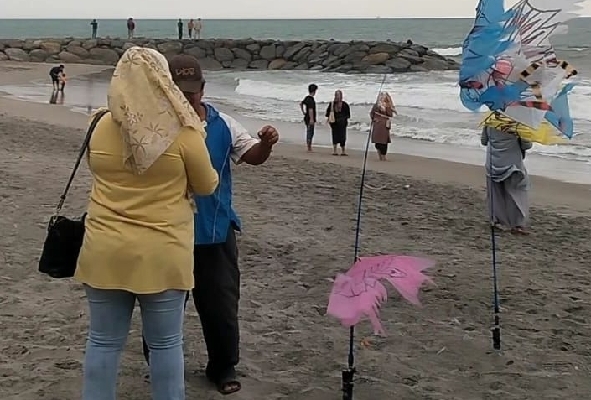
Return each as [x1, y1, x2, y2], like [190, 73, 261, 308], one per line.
[481, 126, 532, 235]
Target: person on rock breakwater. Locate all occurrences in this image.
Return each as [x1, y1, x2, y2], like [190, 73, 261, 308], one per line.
[300, 83, 318, 152]
[140, 54, 279, 396]
[177, 19, 183, 40]
[90, 19, 98, 39]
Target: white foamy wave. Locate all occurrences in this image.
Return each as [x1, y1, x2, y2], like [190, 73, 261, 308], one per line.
[432, 47, 463, 56]
[234, 73, 591, 120]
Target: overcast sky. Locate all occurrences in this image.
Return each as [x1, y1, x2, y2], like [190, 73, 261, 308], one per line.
[3, 0, 591, 19]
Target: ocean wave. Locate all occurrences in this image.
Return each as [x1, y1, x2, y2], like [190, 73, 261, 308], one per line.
[432, 47, 463, 56]
[233, 73, 591, 120]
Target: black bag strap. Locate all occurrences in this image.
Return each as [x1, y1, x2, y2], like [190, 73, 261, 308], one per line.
[53, 109, 109, 217]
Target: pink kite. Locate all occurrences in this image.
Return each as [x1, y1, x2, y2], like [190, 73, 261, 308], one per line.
[327, 255, 435, 336]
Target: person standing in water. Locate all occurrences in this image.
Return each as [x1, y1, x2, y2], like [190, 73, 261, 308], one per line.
[300, 83, 318, 152]
[195, 18, 203, 39]
[325, 90, 351, 156]
[177, 19, 184, 40]
[188, 19, 195, 38]
[370, 91, 397, 161]
[481, 126, 531, 235]
[49, 64, 64, 91]
[90, 19, 98, 39]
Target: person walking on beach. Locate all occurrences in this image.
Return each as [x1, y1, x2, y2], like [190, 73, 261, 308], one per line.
[195, 18, 203, 39]
[141, 54, 279, 395]
[370, 91, 396, 161]
[90, 19, 98, 39]
[49, 64, 64, 91]
[127, 18, 136, 39]
[325, 90, 351, 156]
[481, 126, 531, 235]
[74, 47, 219, 400]
[188, 19, 195, 38]
[177, 19, 184, 40]
[300, 83, 318, 152]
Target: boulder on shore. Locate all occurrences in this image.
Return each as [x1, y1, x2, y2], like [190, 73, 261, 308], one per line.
[0, 38, 460, 74]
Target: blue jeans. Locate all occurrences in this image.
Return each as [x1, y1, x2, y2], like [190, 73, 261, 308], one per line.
[82, 286, 187, 400]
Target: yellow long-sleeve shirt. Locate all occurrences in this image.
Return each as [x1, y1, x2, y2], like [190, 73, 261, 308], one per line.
[74, 114, 219, 294]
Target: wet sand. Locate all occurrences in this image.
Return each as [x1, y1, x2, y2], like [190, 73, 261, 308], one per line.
[1, 63, 591, 399]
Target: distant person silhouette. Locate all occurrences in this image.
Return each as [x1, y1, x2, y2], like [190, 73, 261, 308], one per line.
[177, 19, 184, 40]
[91, 19, 98, 39]
[49, 64, 64, 91]
[188, 19, 195, 38]
[127, 18, 136, 39]
[195, 18, 203, 39]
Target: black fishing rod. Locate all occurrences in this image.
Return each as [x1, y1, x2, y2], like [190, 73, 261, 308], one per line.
[342, 74, 388, 400]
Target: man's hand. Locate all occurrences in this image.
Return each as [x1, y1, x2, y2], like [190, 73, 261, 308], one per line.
[257, 125, 279, 146]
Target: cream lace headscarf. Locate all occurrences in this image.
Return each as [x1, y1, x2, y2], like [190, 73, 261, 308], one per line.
[105, 46, 205, 174]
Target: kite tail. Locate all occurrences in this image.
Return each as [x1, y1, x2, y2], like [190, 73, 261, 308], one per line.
[343, 74, 388, 400]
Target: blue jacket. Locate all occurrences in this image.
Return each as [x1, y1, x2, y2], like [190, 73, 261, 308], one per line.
[194, 104, 242, 245]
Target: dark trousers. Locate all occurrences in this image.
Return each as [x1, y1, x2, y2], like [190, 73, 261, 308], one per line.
[142, 228, 240, 380]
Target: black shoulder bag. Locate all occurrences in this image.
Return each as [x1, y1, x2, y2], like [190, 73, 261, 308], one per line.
[38, 110, 109, 279]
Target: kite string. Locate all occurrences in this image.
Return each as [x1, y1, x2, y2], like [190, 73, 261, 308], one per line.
[345, 74, 388, 390]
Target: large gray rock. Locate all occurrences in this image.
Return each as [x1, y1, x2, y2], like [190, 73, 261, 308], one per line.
[184, 46, 206, 59]
[157, 41, 183, 55]
[283, 42, 306, 60]
[422, 56, 449, 70]
[66, 45, 89, 58]
[59, 51, 82, 63]
[0, 39, 24, 49]
[0, 52, 8, 61]
[328, 43, 349, 56]
[22, 40, 39, 51]
[82, 39, 98, 50]
[4, 48, 29, 61]
[29, 49, 49, 62]
[40, 41, 62, 55]
[268, 59, 287, 70]
[245, 43, 260, 53]
[249, 59, 268, 70]
[230, 58, 249, 69]
[89, 48, 119, 65]
[122, 42, 136, 51]
[198, 57, 223, 70]
[369, 43, 401, 54]
[214, 47, 233, 62]
[259, 44, 276, 60]
[232, 48, 251, 62]
[387, 57, 411, 72]
[362, 52, 390, 65]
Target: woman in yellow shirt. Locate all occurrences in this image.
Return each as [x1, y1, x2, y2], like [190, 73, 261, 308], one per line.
[74, 47, 219, 400]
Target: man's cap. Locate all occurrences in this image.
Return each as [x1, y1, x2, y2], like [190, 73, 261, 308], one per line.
[168, 55, 204, 93]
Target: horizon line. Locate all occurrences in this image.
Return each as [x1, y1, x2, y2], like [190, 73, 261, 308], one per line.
[2, 16, 589, 20]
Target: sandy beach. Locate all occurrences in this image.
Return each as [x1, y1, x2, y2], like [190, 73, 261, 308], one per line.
[1, 62, 591, 399]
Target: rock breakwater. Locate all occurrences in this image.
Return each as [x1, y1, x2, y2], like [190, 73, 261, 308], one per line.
[0, 38, 460, 74]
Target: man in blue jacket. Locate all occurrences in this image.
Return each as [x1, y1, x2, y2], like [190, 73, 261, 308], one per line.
[142, 55, 278, 395]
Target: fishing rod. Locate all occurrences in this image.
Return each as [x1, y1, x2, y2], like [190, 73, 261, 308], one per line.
[485, 123, 501, 351]
[342, 73, 389, 400]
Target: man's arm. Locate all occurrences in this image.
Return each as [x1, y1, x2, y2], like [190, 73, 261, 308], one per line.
[219, 113, 274, 166]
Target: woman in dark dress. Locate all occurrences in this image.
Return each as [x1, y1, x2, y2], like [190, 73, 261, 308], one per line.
[325, 90, 351, 155]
